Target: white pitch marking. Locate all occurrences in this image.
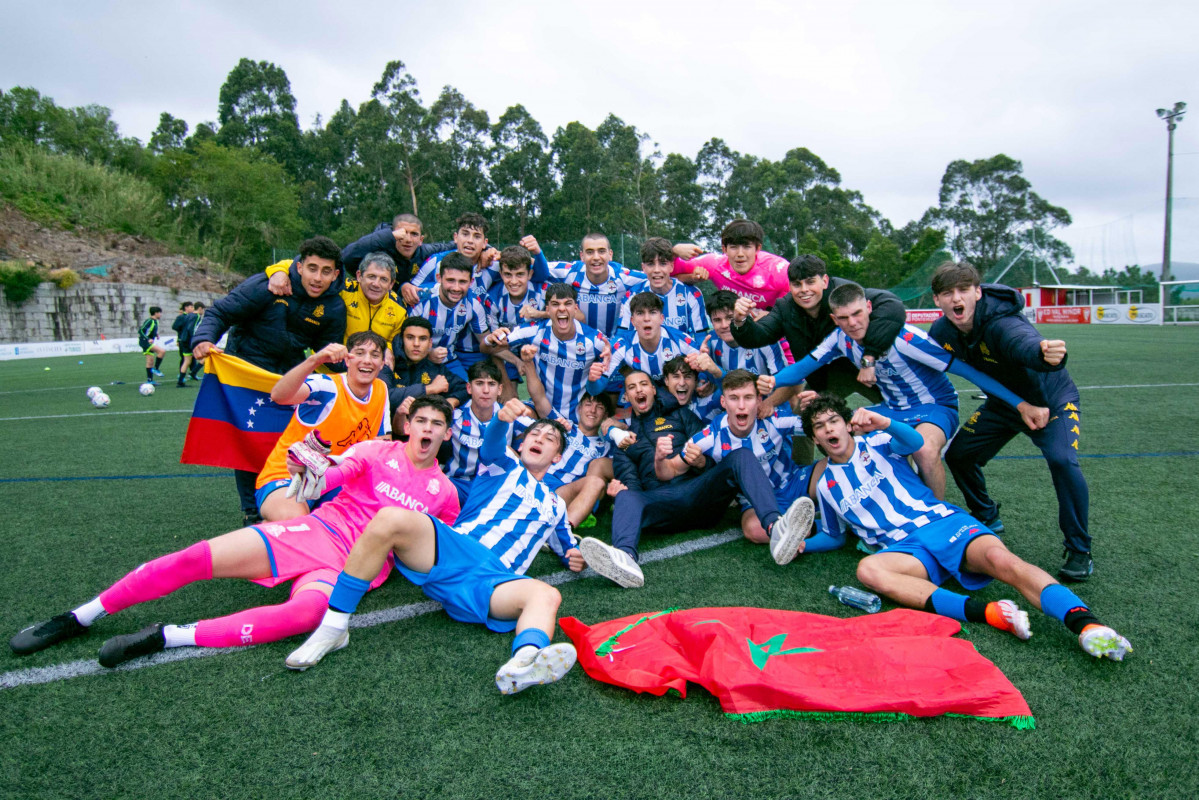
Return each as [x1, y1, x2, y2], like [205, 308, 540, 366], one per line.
[0, 410, 192, 422]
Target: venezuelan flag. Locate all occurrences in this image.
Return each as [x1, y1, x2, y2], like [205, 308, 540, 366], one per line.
[180, 352, 294, 472]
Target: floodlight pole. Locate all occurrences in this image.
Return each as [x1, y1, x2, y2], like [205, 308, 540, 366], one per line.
[1156, 102, 1187, 282]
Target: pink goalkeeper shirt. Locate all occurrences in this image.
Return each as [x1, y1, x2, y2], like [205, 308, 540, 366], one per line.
[672, 250, 791, 308]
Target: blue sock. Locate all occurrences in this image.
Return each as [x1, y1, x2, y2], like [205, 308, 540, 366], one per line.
[1040, 583, 1086, 623]
[511, 628, 550, 655]
[327, 572, 372, 614]
[928, 588, 969, 622]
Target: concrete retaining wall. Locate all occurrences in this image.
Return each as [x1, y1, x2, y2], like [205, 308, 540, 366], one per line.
[0, 282, 226, 344]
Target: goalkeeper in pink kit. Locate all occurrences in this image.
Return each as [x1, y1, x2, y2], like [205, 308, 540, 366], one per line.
[9, 397, 460, 668]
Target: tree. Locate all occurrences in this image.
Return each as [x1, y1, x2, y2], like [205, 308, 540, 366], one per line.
[428, 86, 491, 224]
[928, 154, 1072, 270]
[658, 153, 704, 242]
[370, 60, 436, 218]
[547, 121, 605, 238]
[149, 113, 188, 154]
[852, 232, 906, 288]
[490, 104, 552, 239]
[216, 58, 302, 174]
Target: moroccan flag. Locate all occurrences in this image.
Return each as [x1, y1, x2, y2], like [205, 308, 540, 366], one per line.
[180, 352, 294, 472]
[560, 607, 1034, 728]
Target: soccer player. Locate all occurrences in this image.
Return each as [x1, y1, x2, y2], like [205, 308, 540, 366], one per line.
[705, 290, 787, 379]
[730, 254, 906, 405]
[541, 392, 615, 529]
[661, 355, 723, 422]
[175, 302, 204, 388]
[603, 292, 700, 384]
[546, 233, 645, 339]
[192, 236, 348, 523]
[618, 237, 709, 337]
[482, 244, 551, 401]
[507, 283, 611, 420]
[773, 282, 1048, 499]
[579, 369, 813, 588]
[341, 213, 455, 289]
[670, 370, 819, 545]
[388, 316, 468, 418]
[929, 262, 1095, 581]
[265, 251, 407, 376]
[406, 252, 490, 381]
[138, 306, 167, 382]
[669, 219, 791, 314]
[284, 402, 586, 696]
[440, 360, 533, 505]
[255, 332, 392, 522]
[171, 302, 195, 379]
[794, 394, 1131, 661]
[407, 212, 499, 297]
[9, 396, 460, 667]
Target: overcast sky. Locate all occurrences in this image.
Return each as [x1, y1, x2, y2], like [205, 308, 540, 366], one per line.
[4, 0, 1197, 270]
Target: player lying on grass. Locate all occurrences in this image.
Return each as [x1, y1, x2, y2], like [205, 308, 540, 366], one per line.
[285, 400, 586, 695]
[10, 397, 460, 668]
[794, 393, 1131, 660]
[579, 369, 813, 589]
[256, 332, 392, 522]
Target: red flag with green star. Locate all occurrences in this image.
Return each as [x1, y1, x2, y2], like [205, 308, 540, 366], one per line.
[559, 607, 1033, 728]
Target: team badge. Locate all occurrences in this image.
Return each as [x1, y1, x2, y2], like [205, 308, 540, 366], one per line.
[860, 449, 872, 465]
[421, 373, 431, 384]
[456, 304, 467, 315]
[757, 428, 769, 443]
[576, 343, 586, 355]
[313, 305, 324, 318]
[751, 275, 765, 288]
[606, 281, 618, 292]
[427, 479, 441, 495]
[655, 418, 666, 426]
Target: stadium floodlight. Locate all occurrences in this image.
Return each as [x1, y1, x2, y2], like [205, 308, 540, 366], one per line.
[1157, 101, 1187, 282]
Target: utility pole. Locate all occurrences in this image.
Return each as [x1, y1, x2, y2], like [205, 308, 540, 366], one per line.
[1156, 102, 1187, 282]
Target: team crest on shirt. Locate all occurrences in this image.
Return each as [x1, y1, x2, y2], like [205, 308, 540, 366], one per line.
[606, 280, 618, 292]
[427, 479, 440, 495]
[860, 449, 872, 465]
[421, 373, 431, 384]
[655, 418, 666, 426]
[456, 304, 467, 315]
[752, 275, 765, 288]
[575, 342, 586, 355]
[313, 305, 324, 318]
[757, 428, 769, 443]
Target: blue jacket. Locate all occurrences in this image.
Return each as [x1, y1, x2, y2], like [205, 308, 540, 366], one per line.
[613, 392, 705, 492]
[928, 284, 1078, 409]
[193, 264, 347, 374]
[340, 223, 455, 285]
[388, 354, 469, 407]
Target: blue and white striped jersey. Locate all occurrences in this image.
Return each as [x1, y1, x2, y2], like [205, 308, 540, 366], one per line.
[544, 426, 612, 485]
[689, 408, 804, 492]
[444, 401, 530, 481]
[815, 430, 957, 548]
[411, 250, 454, 288]
[547, 261, 646, 338]
[456, 418, 575, 575]
[507, 320, 609, 420]
[483, 280, 548, 330]
[809, 324, 958, 411]
[686, 387, 724, 423]
[606, 325, 700, 382]
[709, 336, 787, 377]
[618, 278, 710, 337]
[408, 286, 489, 356]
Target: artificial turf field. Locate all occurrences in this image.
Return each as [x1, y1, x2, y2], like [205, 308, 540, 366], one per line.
[1, 324, 1197, 800]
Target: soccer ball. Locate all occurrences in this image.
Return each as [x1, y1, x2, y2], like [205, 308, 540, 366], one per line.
[86, 386, 102, 399]
[91, 392, 111, 408]
[139, 382, 156, 396]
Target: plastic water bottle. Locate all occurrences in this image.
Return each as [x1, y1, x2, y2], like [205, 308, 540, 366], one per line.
[829, 585, 882, 614]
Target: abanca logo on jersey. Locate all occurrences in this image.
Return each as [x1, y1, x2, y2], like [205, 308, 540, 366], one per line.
[373, 481, 430, 512]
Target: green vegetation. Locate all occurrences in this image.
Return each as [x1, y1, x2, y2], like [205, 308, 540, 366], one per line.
[0, 259, 43, 305]
[0, 324, 1197, 798]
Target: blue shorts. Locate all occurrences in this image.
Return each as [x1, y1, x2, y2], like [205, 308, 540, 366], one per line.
[739, 464, 814, 515]
[393, 515, 529, 632]
[880, 512, 996, 590]
[869, 402, 959, 441]
[502, 362, 524, 382]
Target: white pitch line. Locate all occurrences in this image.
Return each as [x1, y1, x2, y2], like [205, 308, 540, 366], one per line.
[0, 530, 742, 690]
[1077, 382, 1199, 390]
[0, 409, 192, 422]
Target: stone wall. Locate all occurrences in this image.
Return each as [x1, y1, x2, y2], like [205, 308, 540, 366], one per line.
[0, 282, 226, 344]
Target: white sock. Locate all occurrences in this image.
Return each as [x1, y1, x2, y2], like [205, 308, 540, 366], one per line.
[71, 597, 108, 627]
[320, 609, 352, 632]
[163, 623, 197, 648]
